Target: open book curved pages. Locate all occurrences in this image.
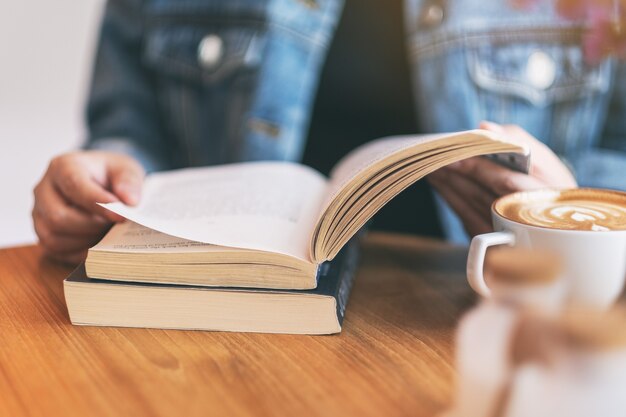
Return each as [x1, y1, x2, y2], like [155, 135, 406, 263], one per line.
[89, 130, 528, 289]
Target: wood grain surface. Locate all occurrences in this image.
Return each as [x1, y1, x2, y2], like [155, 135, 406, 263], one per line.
[0, 233, 475, 417]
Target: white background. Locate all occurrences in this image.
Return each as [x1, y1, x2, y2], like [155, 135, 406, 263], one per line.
[0, 1, 104, 247]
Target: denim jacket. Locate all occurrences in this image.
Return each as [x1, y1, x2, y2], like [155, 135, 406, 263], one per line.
[86, 0, 626, 240]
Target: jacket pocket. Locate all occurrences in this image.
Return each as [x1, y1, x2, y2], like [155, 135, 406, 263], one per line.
[142, 22, 267, 167]
[465, 39, 610, 107]
[143, 24, 265, 85]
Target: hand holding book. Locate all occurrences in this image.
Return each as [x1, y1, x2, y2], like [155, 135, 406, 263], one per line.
[428, 123, 577, 236]
[88, 129, 527, 290]
[32, 151, 145, 265]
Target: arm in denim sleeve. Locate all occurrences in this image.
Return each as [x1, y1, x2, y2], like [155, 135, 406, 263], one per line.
[572, 62, 626, 192]
[84, 0, 171, 173]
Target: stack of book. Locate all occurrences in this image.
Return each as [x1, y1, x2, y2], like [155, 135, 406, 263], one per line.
[65, 225, 360, 335]
[64, 130, 527, 334]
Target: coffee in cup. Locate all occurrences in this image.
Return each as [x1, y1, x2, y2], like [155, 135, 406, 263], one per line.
[467, 188, 626, 309]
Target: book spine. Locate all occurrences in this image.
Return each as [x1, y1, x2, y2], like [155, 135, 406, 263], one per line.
[335, 240, 359, 326]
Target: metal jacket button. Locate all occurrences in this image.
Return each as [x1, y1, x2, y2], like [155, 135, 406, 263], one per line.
[198, 34, 223, 69]
[526, 50, 556, 90]
[421, 3, 444, 27]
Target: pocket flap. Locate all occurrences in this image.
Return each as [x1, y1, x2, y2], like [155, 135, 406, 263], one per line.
[467, 44, 611, 106]
[143, 25, 265, 85]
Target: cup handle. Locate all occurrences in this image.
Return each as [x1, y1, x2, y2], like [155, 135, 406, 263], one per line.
[466, 231, 516, 297]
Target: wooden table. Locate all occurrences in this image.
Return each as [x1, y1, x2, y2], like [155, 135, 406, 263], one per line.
[0, 233, 475, 417]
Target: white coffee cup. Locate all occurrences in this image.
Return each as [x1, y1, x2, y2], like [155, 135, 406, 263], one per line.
[467, 189, 626, 309]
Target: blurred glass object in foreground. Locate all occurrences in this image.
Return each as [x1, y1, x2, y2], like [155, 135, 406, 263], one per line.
[444, 247, 626, 416]
[444, 247, 565, 417]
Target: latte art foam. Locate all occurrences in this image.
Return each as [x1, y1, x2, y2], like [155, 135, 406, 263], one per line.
[496, 189, 626, 231]
[514, 200, 626, 231]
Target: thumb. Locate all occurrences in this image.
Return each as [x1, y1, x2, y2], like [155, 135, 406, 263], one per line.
[479, 120, 505, 133]
[107, 155, 145, 206]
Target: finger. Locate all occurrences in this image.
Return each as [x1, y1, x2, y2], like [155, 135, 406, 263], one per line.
[33, 180, 110, 235]
[481, 122, 577, 187]
[34, 217, 107, 254]
[42, 233, 102, 254]
[479, 120, 505, 133]
[44, 249, 89, 267]
[51, 163, 122, 222]
[480, 121, 530, 146]
[108, 157, 145, 206]
[480, 121, 543, 160]
[429, 175, 493, 237]
[447, 157, 545, 196]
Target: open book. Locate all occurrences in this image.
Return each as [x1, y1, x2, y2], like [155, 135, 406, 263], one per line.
[87, 130, 527, 289]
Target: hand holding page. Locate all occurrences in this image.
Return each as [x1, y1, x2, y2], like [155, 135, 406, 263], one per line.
[102, 162, 327, 260]
[310, 130, 528, 260]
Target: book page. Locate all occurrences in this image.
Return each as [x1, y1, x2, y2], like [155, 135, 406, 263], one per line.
[93, 221, 236, 253]
[307, 130, 529, 261]
[322, 130, 527, 211]
[100, 162, 328, 261]
[322, 133, 446, 209]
